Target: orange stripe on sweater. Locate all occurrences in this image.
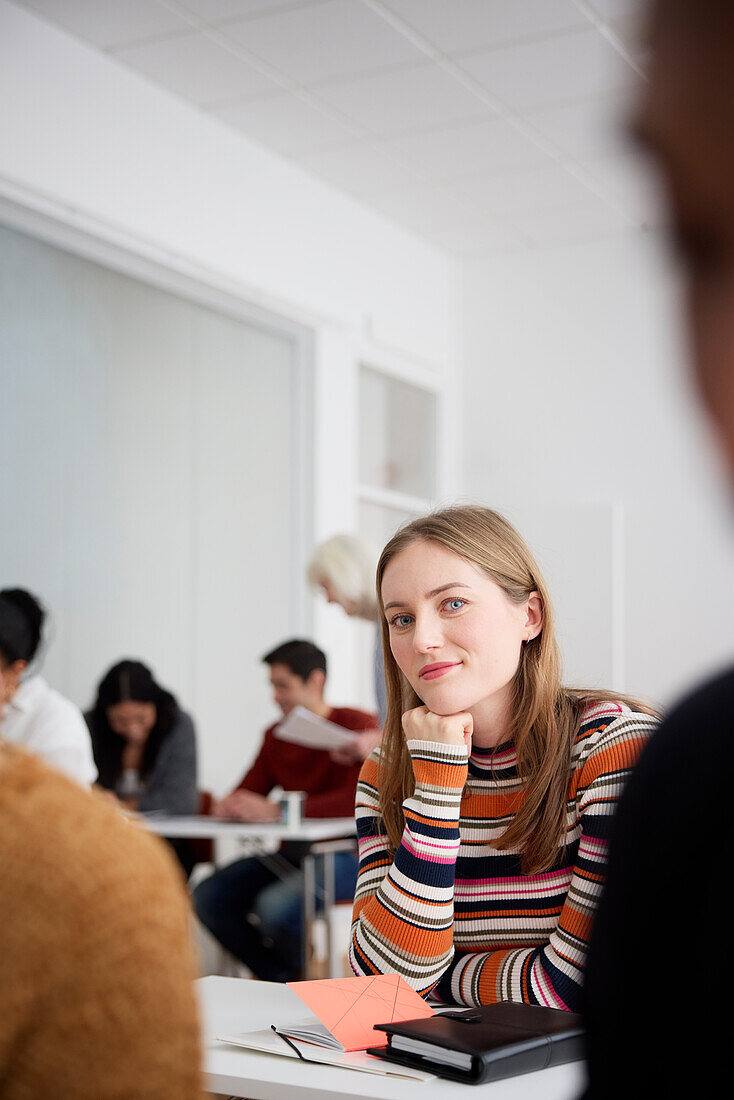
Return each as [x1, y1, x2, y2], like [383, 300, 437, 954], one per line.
[476, 953, 505, 1004]
[559, 907, 593, 942]
[353, 901, 453, 960]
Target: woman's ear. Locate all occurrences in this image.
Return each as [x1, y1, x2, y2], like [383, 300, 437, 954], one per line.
[524, 592, 543, 641]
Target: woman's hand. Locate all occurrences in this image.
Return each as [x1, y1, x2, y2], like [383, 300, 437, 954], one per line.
[402, 706, 473, 750]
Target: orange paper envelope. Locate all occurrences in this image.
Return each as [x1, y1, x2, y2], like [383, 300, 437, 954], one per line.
[286, 973, 435, 1051]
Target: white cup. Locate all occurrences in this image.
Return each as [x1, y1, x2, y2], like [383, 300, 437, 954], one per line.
[279, 790, 306, 827]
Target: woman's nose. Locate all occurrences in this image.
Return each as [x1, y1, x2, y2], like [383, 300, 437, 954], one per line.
[412, 614, 443, 653]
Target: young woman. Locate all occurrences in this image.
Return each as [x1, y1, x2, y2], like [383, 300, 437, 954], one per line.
[86, 659, 197, 818]
[349, 505, 658, 1011]
[0, 587, 96, 786]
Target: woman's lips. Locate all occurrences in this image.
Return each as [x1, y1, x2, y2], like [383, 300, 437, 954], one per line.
[419, 661, 462, 680]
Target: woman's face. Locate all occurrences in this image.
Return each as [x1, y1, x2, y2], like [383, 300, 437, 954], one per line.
[106, 701, 156, 745]
[381, 540, 542, 721]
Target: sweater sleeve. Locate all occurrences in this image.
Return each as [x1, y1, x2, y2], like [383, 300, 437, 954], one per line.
[138, 712, 198, 816]
[349, 740, 469, 993]
[433, 711, 656, 1011]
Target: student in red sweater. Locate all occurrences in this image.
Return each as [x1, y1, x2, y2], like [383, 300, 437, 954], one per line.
[194, 638, 376, 979]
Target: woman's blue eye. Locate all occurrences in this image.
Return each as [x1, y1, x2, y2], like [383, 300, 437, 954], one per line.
[390, 614, 413, 628]
[446, 598, 465, 611]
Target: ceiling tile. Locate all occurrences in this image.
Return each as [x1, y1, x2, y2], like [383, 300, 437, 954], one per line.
[586, 0, 640, 19]
[368, 186, 526, 255]
[385, 116, 547, 182]
[177, 0, 312, 22]
[15, 0, 192, 49]
[580, 153, 666, 225]
[221, 0, 423, 85]
[382, 0, 589, 56]
[510, 197, 632, 246]
[113, 32, 283, 105]
[606, 13, 648, 66]
[458, 26, 634, 112]
[313, 64, 493, 138]
[529, 93, 633, 161]
[458, 163, 600, 217]
[293, 142, 426, 196]
[214, 92, 357, 153]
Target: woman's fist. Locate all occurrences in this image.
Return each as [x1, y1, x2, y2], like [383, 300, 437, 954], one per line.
[401, 705, 473, 749]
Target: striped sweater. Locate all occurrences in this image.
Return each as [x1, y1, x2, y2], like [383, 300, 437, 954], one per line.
[349, 699, 656, 1011]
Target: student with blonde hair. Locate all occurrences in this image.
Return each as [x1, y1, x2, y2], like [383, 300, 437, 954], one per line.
[350, 505, 657, 1011]
[308, 533, 385, 761]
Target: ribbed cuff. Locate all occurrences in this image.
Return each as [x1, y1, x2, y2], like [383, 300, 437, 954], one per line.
[407, 739, 469, 790]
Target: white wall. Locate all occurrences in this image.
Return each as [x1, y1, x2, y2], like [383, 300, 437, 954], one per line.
[460, 231, 734, 710]
[0, 223, 300, 795]
[0, 0, 461, 779]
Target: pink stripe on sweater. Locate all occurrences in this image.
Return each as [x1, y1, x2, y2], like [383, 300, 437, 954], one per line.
[402, 832, 459, 864]
[457, 870, 570, 888]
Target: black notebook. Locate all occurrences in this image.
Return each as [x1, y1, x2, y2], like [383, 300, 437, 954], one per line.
[367, 1002, 584, 1085]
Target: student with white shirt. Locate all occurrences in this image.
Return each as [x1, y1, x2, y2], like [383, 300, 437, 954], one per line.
[0, 588, 96, 786]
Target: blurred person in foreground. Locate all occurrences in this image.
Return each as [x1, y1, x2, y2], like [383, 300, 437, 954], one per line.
[0, 665, 202, 1098]
[582, 2, 734, 1096]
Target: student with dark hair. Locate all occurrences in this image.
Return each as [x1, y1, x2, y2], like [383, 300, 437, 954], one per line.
[85, 659, 198, 878]
[0, 663, 202, 1098]
[86, 659, 197, 815]
[193, 637, 378, 980]
[0, 587, 96, 785]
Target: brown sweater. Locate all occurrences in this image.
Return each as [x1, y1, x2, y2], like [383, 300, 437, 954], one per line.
[0, 743, 202, 1099]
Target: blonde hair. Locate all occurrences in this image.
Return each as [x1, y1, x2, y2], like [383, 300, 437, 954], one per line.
[307, 534, 378, 616]
[376, 505, 657, 875]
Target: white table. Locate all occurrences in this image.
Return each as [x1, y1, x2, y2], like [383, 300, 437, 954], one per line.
[197, 976, 587, 1100]
[142, 814, 355, 843]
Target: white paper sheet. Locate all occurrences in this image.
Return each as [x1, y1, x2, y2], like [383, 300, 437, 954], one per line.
[216, 1028, 435, 1080]
[274, 706, 359, 750]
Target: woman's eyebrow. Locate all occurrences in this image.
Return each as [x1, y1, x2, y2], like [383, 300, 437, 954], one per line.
[384, 582, 470, 611]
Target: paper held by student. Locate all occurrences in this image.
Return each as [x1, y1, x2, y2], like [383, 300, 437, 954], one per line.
[216, 973, 437, 1080]
[274, 705, 359, 751]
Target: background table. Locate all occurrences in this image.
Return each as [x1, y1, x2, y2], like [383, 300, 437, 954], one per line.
[143, 815, 356, 976]
[142, 814, 355, 843]
[197, 976, 587, 1100]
